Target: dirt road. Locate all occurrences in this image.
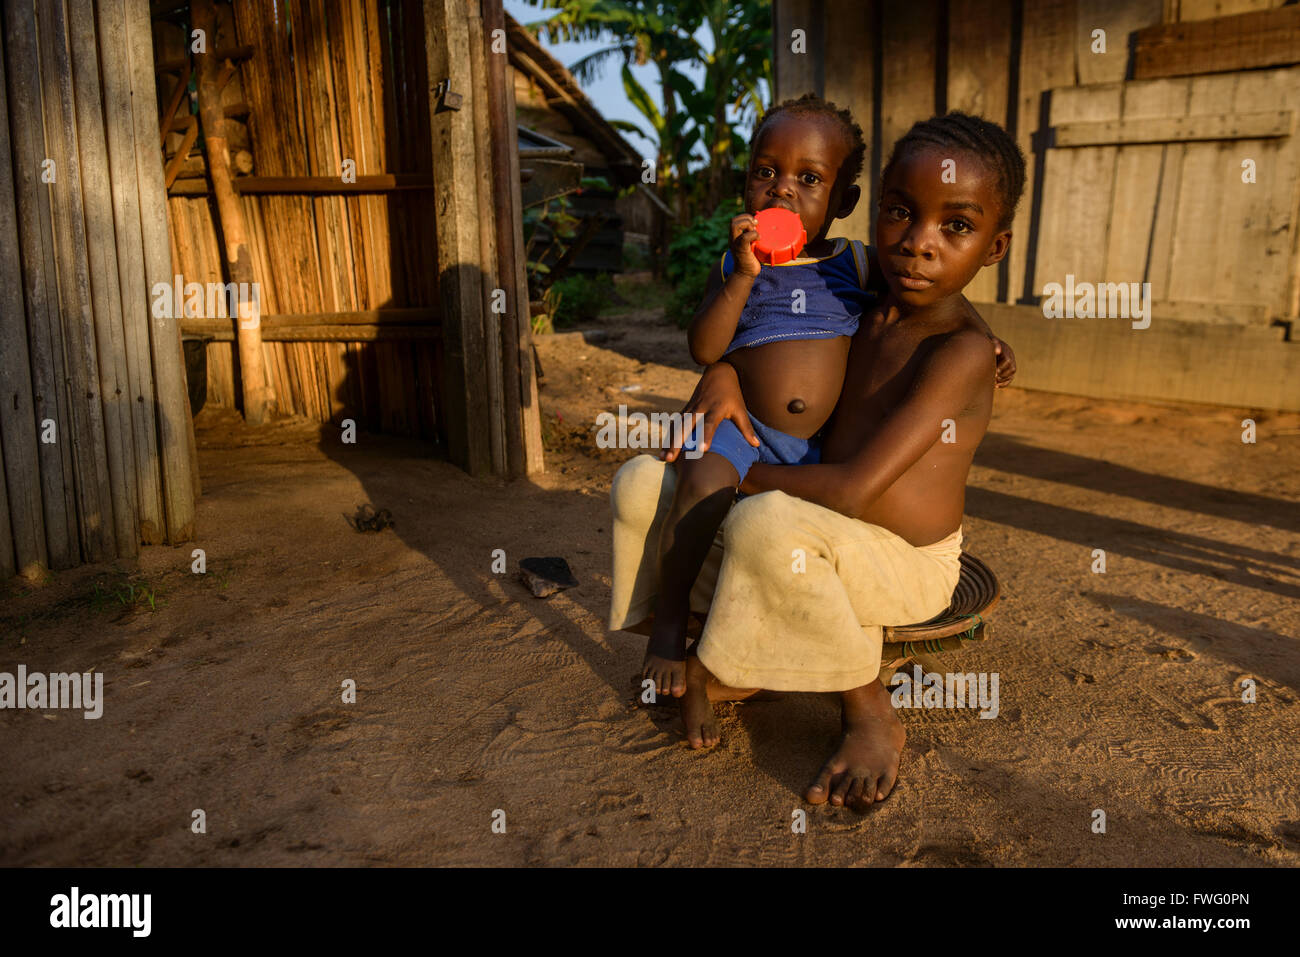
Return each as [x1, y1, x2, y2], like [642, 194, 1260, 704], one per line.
[3, 304, 1297, 866]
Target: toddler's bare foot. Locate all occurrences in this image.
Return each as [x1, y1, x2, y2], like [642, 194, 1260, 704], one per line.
[805, 679, 905, 812]
[681, 654, 719, 749]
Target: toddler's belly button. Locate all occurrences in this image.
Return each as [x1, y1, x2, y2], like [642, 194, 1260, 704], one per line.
[787, 398, 806, 414]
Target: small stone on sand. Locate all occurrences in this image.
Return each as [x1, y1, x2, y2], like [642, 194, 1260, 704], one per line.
[519, 557, 578, 598]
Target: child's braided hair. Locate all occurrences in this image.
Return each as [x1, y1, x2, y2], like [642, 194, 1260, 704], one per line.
[751, 93, 867, 186]
[883, 112, 1026, 230]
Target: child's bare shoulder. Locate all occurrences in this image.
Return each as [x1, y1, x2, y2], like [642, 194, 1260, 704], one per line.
[923, 322, 996, 384]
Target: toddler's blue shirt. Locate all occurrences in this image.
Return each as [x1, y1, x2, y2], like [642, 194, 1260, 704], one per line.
[718, 237, 874, 355]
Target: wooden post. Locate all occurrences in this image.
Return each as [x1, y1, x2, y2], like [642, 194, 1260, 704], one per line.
[95, 0, 166, 544]
[483, 0, 521, 471]
[193, 0, 272, 425]
[947, 0, 1012, 303]
[36, 0, 118, 563]
[4, 0, 77, 569]
[0, 445, 12, 579]
[823, 0, 875, 247]
[1010, 0, 1078, 305]
[484, 0, 544, 477]
[69, 0, 141, 559]
[773, 0, 823, 98]
[427, 0, 492, 475]
[466, 1, 506, 474]
[502, 36, 546, 477]
[0, 28, 49, 577]
[127, 0, 196, 541]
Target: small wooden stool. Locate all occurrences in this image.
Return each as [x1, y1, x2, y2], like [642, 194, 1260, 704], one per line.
[880, 552, 1000, 678]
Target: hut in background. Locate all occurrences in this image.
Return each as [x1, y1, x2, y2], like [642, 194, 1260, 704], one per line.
[1, 0, 549, 579]
[777, 0, 1300, 411]
[507, 12, 662, 274]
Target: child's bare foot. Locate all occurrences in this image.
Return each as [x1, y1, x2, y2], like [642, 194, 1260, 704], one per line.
[681, 653, 719, 749]
[642, 627, 687, 698]
[805, 679, 905, 812]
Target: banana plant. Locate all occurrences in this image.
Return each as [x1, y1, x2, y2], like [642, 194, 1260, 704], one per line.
[519, 0, 772, 240]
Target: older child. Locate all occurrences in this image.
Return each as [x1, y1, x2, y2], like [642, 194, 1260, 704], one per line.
[617, 112, 1023, 797]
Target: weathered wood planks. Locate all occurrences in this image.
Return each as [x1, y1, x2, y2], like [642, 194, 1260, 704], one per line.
[0, 0, 198, 577]
[1134, 4, 1300, 80]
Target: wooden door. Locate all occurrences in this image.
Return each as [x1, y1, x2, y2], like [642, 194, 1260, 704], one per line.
[1030, 67, 1300, 326]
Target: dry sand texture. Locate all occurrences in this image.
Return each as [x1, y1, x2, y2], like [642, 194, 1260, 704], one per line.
[2, 303, 1298, 866]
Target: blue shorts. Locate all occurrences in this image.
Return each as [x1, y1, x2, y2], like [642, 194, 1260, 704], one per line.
[681, 412, 821, 483]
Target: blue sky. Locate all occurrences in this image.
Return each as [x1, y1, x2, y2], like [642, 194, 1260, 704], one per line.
[504, 0, 725, 166]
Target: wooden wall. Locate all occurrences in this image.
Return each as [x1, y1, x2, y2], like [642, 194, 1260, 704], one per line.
[158, 0, 444, 438]
[0, 0, 196, 580]
[774, 0, 1300, 410]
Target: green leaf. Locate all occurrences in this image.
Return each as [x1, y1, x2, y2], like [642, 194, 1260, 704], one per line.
[621, 63, 664, 133]
[608, 118, 654, 145]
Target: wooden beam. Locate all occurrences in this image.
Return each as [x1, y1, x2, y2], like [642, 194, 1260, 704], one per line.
[95, 0, 166, 545]
[772, 0, 822, 99]
[4, 0, 78, 568]
[151, 0, 190, 19]
[157, 58, 192, 143]
[153, 44, 254, 75]
[502, 12, 545, 471]
[129, 0, 198, 539]
[234, 174, 435, 194]
[0, 22, 49, 577]
[38, 0, 118, 563]
[69, 0, 141, 559]
[1053, 110, 1293, 146]
[193, 0, 273, 424]
[163, 116, 200, 188]
[427, 0, 492, 475]
[485, 0, 543, 477]
[468, 0, 506, 475]
[166, 174, 440, 197]
[0, 439, 12, 579]
[1133, 5, 1300, 80]
[166, 177, 211, 196]
[180, 323, 443, 342]
[165, 172, 434, 197]
[182, 308, 440, 329]
[822, 0, 875, 248]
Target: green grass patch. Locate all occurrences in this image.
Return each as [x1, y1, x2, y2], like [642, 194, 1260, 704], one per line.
[89, 574, 163, 613]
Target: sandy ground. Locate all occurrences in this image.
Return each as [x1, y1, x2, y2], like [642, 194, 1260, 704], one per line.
[2, 297, 1299, 867]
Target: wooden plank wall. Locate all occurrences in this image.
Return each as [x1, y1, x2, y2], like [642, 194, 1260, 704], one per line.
[1027, 67, 1299, 324]
[0, 0, 196, 580]
[981, 303, 1300, 410]
[776, 0, 1298, 326]
[157, 0, 442, 440]
[820, 0, 876, 245]
[948, 0, 1013, 302]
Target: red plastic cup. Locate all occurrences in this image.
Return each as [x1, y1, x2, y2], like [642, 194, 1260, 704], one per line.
[751, 207, 807, 265]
